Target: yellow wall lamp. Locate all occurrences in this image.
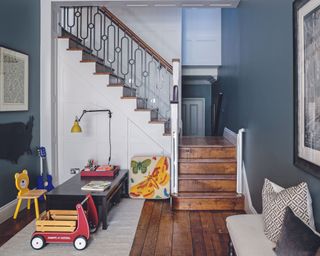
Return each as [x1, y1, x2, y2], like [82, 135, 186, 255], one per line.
[71, 109, 113, 164]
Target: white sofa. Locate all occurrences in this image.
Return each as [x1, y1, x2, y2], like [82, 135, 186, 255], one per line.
[226, 214, 276, 256]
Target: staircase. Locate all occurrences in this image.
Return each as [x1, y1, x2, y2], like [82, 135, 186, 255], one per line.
[59, 6, 172, 139]
[172, 137, 244, 210]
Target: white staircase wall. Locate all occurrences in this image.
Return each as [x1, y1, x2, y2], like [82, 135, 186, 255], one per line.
[57, 38, 171, 184]
[108, 6, 182, 63]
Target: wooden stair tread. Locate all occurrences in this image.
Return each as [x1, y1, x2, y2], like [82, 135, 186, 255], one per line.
[179, 174, 236, 180]
[180, 136, 235, 148]
[93, 72, 113, 75]
[80, 59, 97, 63]
[179, 158, 236, 163]
[134, 108, 153, 112]
[108, 83, 126, 87]
[121, 96, 137, 99]
[172, 192, 243, 198]
[172, 192, 244, 210]
[149, 120, 166, 124]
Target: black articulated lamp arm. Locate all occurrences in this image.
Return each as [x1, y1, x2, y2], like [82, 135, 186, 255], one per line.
[75, 109, 113, 165]
[77, 109, 112, 122]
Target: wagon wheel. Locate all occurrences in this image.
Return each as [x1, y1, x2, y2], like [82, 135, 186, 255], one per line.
[30, 235, 46, 250]
[89, 222, 98, 233]
[73, 236, 88, 250]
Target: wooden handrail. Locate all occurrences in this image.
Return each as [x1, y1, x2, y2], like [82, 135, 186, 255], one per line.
[99, 6, 173, 74]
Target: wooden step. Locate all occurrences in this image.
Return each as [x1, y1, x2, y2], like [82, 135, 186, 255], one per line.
[179, 158, 236, 175]
[178, 174, 236, 193]
[172, 192, 244, 211]
[109, 74, 125, 85]
[82, 50, 105, 64]
[135, 108, 159, 121]
[179, 146, 236, 159]
[108, 83, 136, 97]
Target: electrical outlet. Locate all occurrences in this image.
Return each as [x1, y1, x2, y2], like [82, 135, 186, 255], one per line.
[70, 168, 80, 174]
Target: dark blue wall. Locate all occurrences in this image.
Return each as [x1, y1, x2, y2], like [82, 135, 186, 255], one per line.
[0, 0, 40, 207]
[220, 0, 320, 228]
[182, 83, 212, 136]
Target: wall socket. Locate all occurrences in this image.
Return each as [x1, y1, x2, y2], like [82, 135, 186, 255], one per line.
[70, 168, 80, 174]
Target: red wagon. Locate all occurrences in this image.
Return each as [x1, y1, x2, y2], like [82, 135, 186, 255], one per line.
[30, 194, 98, 250]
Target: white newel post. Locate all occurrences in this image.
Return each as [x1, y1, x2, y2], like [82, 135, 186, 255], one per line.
[171, 59, 180, 195]
[236, 128, 245, 194]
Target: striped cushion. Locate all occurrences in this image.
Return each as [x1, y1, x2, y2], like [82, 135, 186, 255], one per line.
[262, 179, 315, 242]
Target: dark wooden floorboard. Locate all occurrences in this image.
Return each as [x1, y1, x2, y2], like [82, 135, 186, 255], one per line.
[1, 200, 242, 256]
[130, 200, 155, 256]
[172, 211, 193, 256]
[155, 201, 173, 256]
[190, 211, 207, 256]
[131, 200, 244, 256]
[0, 203, 45, 247]
[141, 201, 163, 256]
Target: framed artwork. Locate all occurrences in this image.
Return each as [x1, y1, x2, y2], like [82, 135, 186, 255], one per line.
[129, 156, 170, 199]
[0, 47, 28, 111]
[294, 0, 320, 178]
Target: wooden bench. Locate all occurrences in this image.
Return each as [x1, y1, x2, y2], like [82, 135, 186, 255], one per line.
[226, 214, 276, 256]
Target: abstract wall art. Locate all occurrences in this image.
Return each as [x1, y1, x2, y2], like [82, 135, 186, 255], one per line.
[294, 0, 320, 178]
[129, 156, 170, 199]
[0, 47, 28, 111]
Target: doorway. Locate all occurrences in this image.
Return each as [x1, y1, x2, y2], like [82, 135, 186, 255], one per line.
[182, 98, 205, 136]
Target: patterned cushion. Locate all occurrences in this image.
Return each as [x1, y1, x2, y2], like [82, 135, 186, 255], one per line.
[262, 179, 315, 242]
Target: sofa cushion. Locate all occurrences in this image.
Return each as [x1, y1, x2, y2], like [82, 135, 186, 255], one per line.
[274, 207, 320, 256]
[226, 214, 276, 256]
[262, 179, 314, 242]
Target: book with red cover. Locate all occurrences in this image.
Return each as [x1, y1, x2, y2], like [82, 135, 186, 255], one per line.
[80, 165, 120, 178]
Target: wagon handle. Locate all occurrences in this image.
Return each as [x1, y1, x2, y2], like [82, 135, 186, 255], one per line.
[80, 195, 90, 205]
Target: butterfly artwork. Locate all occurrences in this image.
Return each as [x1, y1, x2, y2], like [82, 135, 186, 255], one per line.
[129, 156, 170, 199]
[131, 159, 151, 174]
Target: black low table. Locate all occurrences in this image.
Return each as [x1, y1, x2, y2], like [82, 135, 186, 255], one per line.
[46, 169, 128, 230]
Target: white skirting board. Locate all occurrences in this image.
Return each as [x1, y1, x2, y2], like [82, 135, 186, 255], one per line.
[242, 163, 258, 214]
[0, 198, 28, 224]
[223, 127, 257, 214]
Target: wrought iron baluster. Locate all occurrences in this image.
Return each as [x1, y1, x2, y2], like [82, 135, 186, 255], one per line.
[79, 7, 89, 45]
[134, 47, 143, 88]
[88, 7, 94, 50]
[59, 6, 173, 119]
[75, 7, 81, 38]
[107, 21, 116, 66]
[93, 9, 103, 56]
[116, 26, 121, 84]
[120, 33, 129, 80]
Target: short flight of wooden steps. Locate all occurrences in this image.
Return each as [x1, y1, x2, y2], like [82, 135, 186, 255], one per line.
[172, 136, 244, 211]
[59, 28, 170, 136]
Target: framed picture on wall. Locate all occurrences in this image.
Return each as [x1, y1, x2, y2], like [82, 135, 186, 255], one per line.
[0, 47, 28, 111]
[294, 0, 320, 178]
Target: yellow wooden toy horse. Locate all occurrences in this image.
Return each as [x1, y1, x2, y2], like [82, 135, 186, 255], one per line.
[13, 170, 47, 220]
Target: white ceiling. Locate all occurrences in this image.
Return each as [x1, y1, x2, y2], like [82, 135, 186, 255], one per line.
[55, 0, 240, 8]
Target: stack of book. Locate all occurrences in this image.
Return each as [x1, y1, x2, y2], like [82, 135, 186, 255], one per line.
[81, 181, 111, 192]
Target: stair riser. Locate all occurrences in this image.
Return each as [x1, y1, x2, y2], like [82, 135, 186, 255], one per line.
[109, 75, 125, 85]
[179, 162, 236, 175]
[95, 62, 113, 73]
[136, 98, 147, 109]
[82, 51, 104, 64]
[179, 147, 236, 159]
[179, 179, 236, 193]
[172, 197, 244, 211]
[122, 86, 136, 97]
